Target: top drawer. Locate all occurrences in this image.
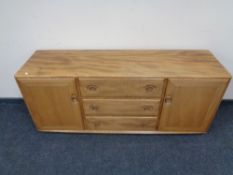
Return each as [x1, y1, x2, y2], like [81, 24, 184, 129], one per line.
[78, 78, 165, 98]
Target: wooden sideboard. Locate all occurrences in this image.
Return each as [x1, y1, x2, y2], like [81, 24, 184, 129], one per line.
[15, 50, 231, 134]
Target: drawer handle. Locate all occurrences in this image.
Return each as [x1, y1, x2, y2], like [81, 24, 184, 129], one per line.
[142, 105, 153, 111]
[86, 85, 98, 91]
[89, 105, 99, 111]
[145, 85, 157, 92]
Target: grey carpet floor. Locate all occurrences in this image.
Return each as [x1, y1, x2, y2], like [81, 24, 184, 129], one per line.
[0, 100, 233, 175]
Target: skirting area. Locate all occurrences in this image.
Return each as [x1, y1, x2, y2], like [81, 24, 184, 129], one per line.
[0, 99, 233, 175]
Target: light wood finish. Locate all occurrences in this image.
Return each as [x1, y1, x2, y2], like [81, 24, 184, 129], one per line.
[79, 78, 164, 98]
[38, 129, 206, 134]
[17, 78, 83, 130]
[85, 117, 157, 131]
[83, 99, 160, 116]
[159, 78, 229, 132]
[15, 50, 231, 134]
[15, 50, 231, 78]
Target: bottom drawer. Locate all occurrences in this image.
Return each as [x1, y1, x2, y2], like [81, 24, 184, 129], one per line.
[85, 117, 157, 131]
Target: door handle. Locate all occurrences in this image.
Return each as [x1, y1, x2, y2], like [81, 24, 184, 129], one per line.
[164, 96, 172, 104]
[71, 94, 79, 103]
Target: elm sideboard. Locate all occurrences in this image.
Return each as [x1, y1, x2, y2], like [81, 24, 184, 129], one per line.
[15, 50, 231, 134]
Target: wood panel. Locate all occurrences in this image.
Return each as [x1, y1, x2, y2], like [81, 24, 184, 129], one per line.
[85, 117, 157, 131]
[79, 78, 164, 98]
[17, 78, 84, 130]
[83, 99, 160, 116]
[158, 78, 229, 132]
[15, 50, 231, 78]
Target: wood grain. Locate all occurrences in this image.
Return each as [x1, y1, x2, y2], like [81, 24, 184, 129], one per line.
[15, 50, 231, 78]
[79, 77, 164, 98]
[37, 129, 205, 134]
[15, 50, 231, 134]
[17, 78, 84, 130]
[85, 117, 157, 131]
[158, 78, 229, 132]
[83, 99, 160, 116]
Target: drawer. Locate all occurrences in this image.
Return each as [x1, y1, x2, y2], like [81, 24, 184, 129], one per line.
[83, 99, 160, 116]
[79, 78, 164, 98]
[85, 117, 157, 131]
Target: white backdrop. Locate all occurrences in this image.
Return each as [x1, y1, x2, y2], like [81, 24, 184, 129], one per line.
[0, 0, 232, 98]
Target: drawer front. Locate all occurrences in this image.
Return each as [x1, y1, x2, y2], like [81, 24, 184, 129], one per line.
[85, 117, 157, 131]
[83, 99, 160, 116]
[79, 78, 164, 98]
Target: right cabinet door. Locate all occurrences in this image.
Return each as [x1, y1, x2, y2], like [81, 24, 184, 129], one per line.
[159, 79, 229, 132]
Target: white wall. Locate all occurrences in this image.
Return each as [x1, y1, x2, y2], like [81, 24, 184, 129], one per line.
[0, 0, 232, 98]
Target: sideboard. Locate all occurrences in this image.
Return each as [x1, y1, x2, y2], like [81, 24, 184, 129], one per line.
[15, 50, 231, 134]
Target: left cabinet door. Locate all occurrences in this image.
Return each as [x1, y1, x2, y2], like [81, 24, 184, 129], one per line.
[17, 78, 84, 131]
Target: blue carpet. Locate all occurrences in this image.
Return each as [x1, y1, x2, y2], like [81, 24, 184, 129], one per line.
[0, 100, 233, 175]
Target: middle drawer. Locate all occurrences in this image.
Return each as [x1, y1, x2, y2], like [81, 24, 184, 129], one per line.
[82, 99, 160, 116]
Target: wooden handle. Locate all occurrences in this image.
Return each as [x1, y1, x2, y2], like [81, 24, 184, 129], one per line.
[142, 105, 153, 111]
[164, 96, 172, 104]
[90, 105, 99, 111]
[145, 85, 156, 92]
[86, 85, 98, 91]
[71, 94, 78, 103]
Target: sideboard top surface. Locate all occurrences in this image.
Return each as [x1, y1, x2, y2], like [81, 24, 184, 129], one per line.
[15, 50, 231, 78]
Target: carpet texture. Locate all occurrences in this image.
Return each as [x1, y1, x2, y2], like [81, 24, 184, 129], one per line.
[0, 100, 233, 175]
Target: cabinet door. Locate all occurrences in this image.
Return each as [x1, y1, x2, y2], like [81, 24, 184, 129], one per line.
[159, 79, 229, 132]
[17, 78, 83, 131]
